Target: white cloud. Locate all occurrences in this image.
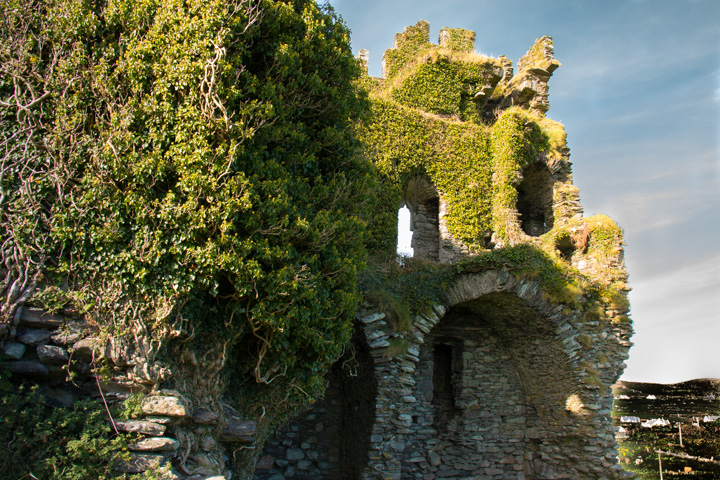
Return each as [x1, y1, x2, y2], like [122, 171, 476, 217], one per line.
[630, 255, 720, 301]
[624, 256, 720, 383]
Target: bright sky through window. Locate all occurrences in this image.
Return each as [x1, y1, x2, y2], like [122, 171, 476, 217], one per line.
[397, 205, 413, 256]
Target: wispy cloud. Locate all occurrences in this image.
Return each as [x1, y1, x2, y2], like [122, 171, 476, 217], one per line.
[631, 254, 720, 295]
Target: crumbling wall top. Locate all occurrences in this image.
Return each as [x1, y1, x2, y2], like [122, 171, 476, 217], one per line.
[438, 27, 475, 52]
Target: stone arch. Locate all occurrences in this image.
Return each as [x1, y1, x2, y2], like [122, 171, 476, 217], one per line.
[255, 269, 629, 480]
[403, 176, 441, 261]
[253, 327, 377, 480]
[357, 270, 624, 480]
[402, 175, 470, 263]
[516, 162, 554, 236]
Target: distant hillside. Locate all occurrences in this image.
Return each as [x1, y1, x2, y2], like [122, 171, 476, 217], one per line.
[615, 378, 720, 397]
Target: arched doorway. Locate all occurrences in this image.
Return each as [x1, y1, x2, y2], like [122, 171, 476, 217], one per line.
[254, 328, 376, 480]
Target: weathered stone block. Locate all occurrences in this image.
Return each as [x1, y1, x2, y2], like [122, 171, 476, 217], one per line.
[129, 437, 180, 452]
[71, 337, 103, 361]
[50, 322, 86, 345]
[220, 419, 256, 443]
[114, 452, 167, 474]
[16, 329, 51, 345]
[141, 395, 189, 417]
[10, 360, 48, 376]
[115, 420, 166, 436]
[18, 307, 64, 329]
[2, 341, 26, 359]
[37, 344, 69, 364]
[193, 408, 220, 424]
[255, 455, 275, 470]
[286, 448, 304, 461]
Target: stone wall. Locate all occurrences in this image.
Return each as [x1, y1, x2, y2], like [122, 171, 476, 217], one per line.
[1, 305, 256, 479]
[254, 330, 377, 480]
[254, 269, 633, 479]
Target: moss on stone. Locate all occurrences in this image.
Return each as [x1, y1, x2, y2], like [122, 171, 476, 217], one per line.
[438, 27, 475, 53]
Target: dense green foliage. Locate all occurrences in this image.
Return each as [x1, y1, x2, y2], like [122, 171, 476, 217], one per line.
[1, 0, 372, 414]
[362, 95, 566, 255]
[381, 20, 431, 80]
[490, 107, 553, 243]
[0, 368, 132, 479]
[438, 27, 475, 53]
[362, 97, 493, 252]
[390, 54, 501, 121]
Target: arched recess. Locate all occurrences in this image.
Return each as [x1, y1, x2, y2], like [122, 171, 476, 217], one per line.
[517, 162, 554, 236]
[412, 291, 581, 478]
[355, 270, 613, 480]
[403, 176, 441, 261]
[254, 328, 377, 480]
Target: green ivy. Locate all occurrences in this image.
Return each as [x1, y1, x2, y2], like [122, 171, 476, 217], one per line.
[0, 371, 132, 479]
[2, 0, 374, 427]
[382, 20, 432, 79]
[390, 54, 502, 121]
[490, 107, 551, 244]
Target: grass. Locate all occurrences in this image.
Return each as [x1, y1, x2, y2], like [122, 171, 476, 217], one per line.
[614, 380, 720, 479]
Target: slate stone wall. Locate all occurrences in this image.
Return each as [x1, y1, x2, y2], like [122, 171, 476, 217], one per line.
[255, 269, 633, 480]
[254, 330, 377, 480]
[1, 306, 255, 479]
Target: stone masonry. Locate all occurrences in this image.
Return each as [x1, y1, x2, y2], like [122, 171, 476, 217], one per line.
[253, 22, 633, 479]
[255, 270, 633, 479]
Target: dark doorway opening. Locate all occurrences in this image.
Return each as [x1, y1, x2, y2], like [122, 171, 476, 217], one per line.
[432, 343, 457, 431]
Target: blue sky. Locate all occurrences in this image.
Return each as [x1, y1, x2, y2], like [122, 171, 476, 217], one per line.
[326, 0, 720, 384]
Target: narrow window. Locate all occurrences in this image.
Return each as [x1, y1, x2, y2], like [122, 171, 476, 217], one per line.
[397, 204, 414, 257]
[517, 163, 554, 237]
[403, 176, 441, 261]
[410, 197, 440, 261]
[433, 343, 456, 430]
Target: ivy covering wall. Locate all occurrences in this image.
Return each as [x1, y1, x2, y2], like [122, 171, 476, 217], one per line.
[361, 20, 629, 336]
[1, 0, 373, 448]
[1, 7, 632, 476]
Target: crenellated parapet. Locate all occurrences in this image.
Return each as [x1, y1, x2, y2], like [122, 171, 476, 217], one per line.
[493, 35, 561, 114]
[371, 21, 562, 120]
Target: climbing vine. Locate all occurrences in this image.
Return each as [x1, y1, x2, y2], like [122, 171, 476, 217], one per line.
[1, 0, 373, 421]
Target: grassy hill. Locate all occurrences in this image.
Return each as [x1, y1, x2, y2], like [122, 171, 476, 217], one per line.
[613, 379, 720, 479]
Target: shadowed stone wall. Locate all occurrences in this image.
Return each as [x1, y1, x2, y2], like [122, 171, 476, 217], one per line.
[254, 330, 377, 480]
[254, 270, 632, 479]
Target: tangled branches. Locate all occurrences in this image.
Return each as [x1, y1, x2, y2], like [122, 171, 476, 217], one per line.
[0, 0, 59, 326]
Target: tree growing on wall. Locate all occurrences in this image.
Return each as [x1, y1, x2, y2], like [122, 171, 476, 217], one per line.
[1, 0, 372, 426]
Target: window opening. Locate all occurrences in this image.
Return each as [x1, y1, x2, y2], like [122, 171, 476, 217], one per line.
[433, 343, 457, 430]
[517, 163, 554, 237]
[403, 176, 441, 261]
[410, 197, 440, 261]
[556, 235, 575, 262]
[397, 204, 414, 257]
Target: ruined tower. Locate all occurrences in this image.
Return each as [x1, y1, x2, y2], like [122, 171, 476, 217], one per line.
[255, 21, 633, 480]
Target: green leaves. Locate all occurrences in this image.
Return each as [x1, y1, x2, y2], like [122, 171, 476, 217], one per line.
[2, 0, 373, 427]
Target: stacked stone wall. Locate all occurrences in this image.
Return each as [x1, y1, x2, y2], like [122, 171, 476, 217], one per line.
[1, 306, 255, 479]
[254, 331, 377, 480]
[255, 269, 633, 479]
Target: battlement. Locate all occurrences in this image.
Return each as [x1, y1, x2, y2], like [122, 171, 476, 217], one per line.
[367, 21, 562, 116]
